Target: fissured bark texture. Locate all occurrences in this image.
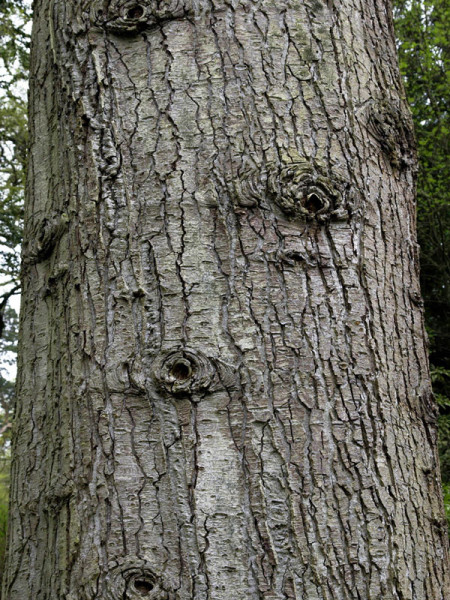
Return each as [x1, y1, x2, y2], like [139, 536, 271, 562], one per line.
[4, 0, 449, 598]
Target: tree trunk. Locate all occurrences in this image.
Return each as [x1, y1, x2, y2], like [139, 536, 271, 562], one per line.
[3, 0, 449, 598]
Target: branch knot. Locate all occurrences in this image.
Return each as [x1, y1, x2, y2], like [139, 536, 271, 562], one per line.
[152, 347, 237, 397]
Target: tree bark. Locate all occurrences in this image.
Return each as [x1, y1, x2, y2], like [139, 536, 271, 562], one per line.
[3, 0, 449, 598]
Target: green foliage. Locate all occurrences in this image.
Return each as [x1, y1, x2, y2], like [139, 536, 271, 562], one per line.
[0, 0, 30, 83]
[394, 0, 450, 371]
[434, 367, 450, 503]
[0, 0, 30, 312]
[439, 412, 450, 485]
[0, 94, 26, 282]
[432, 365, 450, 410]
[443, 482, 450, 525]
[0, 0, 30, 582]
[394, 0, 450, 534]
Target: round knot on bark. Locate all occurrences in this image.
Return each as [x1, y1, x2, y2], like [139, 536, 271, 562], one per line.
[126, 4, 145, 20]
[152, 348, 216, 397]
[106, 559, 174, 599]
[235, 161, 356, 222]
[93, 0, 192, 34]
[129, 574, 155, 597]
[267, 163, 353, 222]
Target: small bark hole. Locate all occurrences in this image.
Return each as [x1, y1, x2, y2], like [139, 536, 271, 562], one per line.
[133, 579, 154, 595]
[305, 193, 323, 214]
[127, 5, 145, 19]
[170, 360, 192, 381]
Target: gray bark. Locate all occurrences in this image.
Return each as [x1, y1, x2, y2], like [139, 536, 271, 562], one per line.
[3, 0, 449, 598]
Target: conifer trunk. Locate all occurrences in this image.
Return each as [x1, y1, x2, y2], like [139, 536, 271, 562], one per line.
[3, 0, 449, 598]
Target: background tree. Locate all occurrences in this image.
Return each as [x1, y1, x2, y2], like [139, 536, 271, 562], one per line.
[394, 0, 450, 521]
[0, 0, 29, 323]
[0, 0, 30, 585]
[2, 0, 449, 598]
